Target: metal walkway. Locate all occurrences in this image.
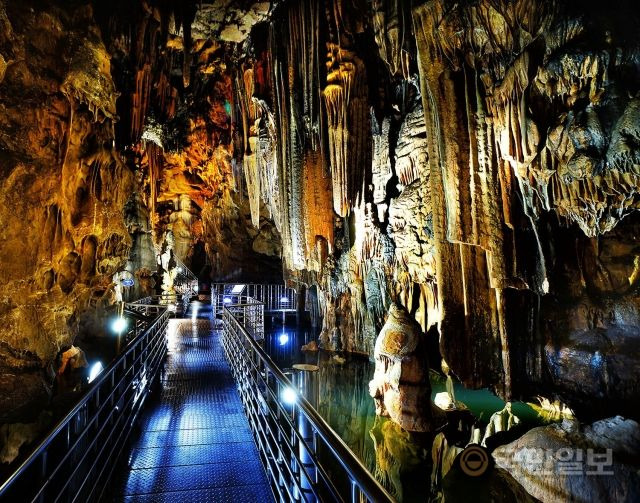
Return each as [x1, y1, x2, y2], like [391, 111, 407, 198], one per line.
[110, 313, 273, 502]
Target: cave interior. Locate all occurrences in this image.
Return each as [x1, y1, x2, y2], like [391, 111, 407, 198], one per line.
[0, 0, 640, 501]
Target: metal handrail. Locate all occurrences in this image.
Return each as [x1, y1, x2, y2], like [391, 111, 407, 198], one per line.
[212, 283, 301, 316]
[173, 257, 198, 296]
[223, 296, 265, 339]
[0, 302, 170, 502]
[222, 303, 395, 503]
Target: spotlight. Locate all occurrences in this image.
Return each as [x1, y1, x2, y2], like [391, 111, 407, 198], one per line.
[280, 297, 289, 303]
[281, 386, 297, 406]
[176, 266, 183, 273]
[111, 316, 127, 333]
[279, 333, 289, 346]
[88, 361, 103, 383]
[223, 297, 232, 304]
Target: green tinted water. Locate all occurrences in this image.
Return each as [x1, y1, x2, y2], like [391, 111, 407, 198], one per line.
[264, 326, 550, 501]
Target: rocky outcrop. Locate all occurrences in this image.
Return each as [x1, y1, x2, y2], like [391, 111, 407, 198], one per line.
[493, 416, 640, 502]
[0, 2, 137, 424]
[369, 303, 431, 432]
[192, 1, 270, 43]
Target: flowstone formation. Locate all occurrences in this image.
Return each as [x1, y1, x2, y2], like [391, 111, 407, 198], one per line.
[411, 0, 640, 416]
[0, 2, 135, 424]
[369, 303, 431, 432]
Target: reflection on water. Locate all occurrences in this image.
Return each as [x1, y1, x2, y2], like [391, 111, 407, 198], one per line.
[263, 326, 550, 502]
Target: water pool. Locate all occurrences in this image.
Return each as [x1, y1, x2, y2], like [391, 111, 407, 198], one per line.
[262, 325, 551, 501]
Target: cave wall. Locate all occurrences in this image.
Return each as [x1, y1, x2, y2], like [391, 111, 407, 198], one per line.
[0, 0, 284, 427]
[229, 0, 640, 420]
[0, 0, 639, 434]
[0, 1, 138, 421]
[96, 0, 283, 281]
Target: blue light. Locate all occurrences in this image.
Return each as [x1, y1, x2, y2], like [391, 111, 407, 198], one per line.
[281, 386, 297, 405]
[111, 316, 127, 333]
[223, 297, 232, 304]
[280, 297, 289, 303]
[279, 333, 289, 346]
[88, 361, 103, 383]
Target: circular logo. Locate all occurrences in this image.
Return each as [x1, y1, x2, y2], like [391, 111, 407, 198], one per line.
[459, 445, 490, 477]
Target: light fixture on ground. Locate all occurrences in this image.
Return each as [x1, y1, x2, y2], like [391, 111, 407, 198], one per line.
[281, 386, 297, 405]
[88, 361, 103, 383]
[112, 316, 127, 333]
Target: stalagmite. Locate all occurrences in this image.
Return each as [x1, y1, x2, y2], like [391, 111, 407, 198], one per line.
[369, 303, 431, 432]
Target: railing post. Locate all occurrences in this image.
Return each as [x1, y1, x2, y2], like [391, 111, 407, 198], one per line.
[293, 365, 318, 503]
[295, 285, 306, 326]
[351, 478, 359, 503]
[39, 451, 47, 503]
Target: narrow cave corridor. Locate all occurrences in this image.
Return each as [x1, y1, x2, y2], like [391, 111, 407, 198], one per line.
[0, 0, 639, 502]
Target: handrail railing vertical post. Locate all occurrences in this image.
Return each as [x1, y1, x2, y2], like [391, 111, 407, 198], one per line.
[294, 368, 317, 503]
[351, 479, 358, 503]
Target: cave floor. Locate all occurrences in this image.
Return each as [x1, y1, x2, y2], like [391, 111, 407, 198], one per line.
[107, 315, 273, 502]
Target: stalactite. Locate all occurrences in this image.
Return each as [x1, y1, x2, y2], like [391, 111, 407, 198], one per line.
[254, 98, 282, 231]
[323, 44, 369, 217]
[257, 0, 332, 271]
[180, 4, 196, 89]
[413, 2, 511, 395]
[131, 64, 152, 141]
[144, 142, 163, 240]
[321, 0, 370, 218]
[371, 0, 412, 78]
[238, 68, 262, 228]
[302, 149, 334, 270]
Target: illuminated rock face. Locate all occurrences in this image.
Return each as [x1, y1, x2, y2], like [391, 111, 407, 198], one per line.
[0, 3, 136, 422]
[227, 0, 640, 424]
[369, 303, 431, 432]
[493, 417, 640, 503]
[1, 0, 640, 459]
[410, 0, 640, 414]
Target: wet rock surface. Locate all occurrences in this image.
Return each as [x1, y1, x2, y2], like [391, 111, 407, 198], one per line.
[493, 416, 640, 503]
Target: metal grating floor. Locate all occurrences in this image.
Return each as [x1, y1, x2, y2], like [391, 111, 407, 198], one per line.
[108, 315, 273, 502]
